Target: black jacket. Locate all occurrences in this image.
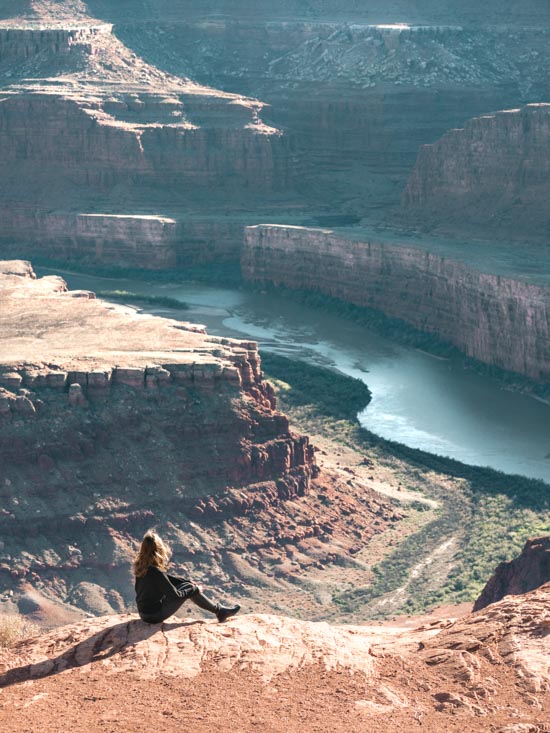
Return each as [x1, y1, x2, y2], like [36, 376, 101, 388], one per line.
[135, 566, 195, 615]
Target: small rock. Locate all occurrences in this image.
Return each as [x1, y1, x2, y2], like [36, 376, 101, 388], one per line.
[68, 383, 88, 407]
[14, 396, 36, 415]
[0, 372, 22, 389]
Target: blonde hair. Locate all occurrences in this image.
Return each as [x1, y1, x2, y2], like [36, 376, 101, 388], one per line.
[133, 530, 171, 578]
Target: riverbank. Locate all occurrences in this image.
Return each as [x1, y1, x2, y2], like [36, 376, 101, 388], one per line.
[35, 262, 550, 482]
[263, 355, 550, 618]
[243, 224, 550, 384]
[35, 256, 550, 402]
[252, 280, 550, 403]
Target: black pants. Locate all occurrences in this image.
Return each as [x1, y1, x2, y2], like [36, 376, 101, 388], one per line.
[139, 579, 218, 624]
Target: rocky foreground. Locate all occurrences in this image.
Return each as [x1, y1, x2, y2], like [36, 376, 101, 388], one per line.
[0, 584, 549, 732]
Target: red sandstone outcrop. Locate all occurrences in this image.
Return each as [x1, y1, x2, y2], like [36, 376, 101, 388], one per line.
[474, 536, 550, 612]
[404, 104, 550, 239]
[0, 260, 399, 621]
[0, 260, 316, 610]
[1, 584, 549, 731]
[243, 224, 550, 381]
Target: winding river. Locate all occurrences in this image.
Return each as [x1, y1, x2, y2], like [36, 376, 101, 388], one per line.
[52, 270, 550, 484]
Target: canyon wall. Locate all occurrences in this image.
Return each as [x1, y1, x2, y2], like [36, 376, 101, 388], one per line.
[0, 19, 293, 267]
[3, 4, 550, 265]
[243, 225, 550, 381]
[403, 104, 550, 239]
[0, 86, 289, 202]
[0, 210, 178, 268]
[0, 24, 110, 63]
[0, 260, 322, 614]
[85, 0, 550, 25]
[112, 20, 550, 220]
[0, 207, 271, 269]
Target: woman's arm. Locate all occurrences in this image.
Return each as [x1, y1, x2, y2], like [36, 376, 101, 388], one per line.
[167, 573, 202, 596]
[150, 567, 194, 599]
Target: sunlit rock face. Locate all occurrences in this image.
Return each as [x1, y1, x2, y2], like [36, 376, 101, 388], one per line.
[1, 584, 550, 731]
[243, 225, 550, 381]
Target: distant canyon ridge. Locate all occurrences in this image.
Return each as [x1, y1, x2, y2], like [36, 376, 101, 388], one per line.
[0, 1, 549, 382]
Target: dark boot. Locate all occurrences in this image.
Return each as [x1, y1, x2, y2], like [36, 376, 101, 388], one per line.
[216, 603, 241, 623]
[189, 589, 219, 614]
[190, 589, 240, 622]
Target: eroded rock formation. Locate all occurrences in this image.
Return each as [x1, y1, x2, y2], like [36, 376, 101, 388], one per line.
[474, 536, 550, 612]
[0, 7, 291, 268]
[0, 260, 311, 609]
[243, 225, 550, 381]
[104, 10, 550, 220]
[2, 2, 550, 266]
[404, 104, 550, 239]
[0, 260, 397, 620]
[1, 583, 549, 731]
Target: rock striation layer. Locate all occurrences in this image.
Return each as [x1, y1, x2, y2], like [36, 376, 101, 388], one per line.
[474, 536, 550, 612]
[0, 10, 291, 268]
[404, 104, 550, 239]
[110, 14, 550, 220]
[3, 3, 550, 264]
[243, 224, 550, 381]
[0, 260, 399, 621]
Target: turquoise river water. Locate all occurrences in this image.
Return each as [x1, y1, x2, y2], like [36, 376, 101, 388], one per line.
[56, 270, 550, 484]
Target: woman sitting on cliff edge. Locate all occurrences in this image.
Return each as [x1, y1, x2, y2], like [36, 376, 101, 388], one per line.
[134, 530, 240, 624]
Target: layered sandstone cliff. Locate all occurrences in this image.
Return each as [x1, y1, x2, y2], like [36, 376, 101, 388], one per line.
[0, 260, 319, 613]
[243, 225, 550, 381]
[111, 16, 550, 220]
[0, 211, 179, 268]
[0, 12, 291, 267]
[0, 260, 399, 620]
[474, 536, 550, 611]
[404, 104, 550, 239]
[3, 2, 550, 266]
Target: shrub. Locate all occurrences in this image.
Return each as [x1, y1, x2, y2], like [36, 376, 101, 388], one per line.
[261, 352, 371, 420]
[96, 290, 189, 310]
[0, 614, 39, 647]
